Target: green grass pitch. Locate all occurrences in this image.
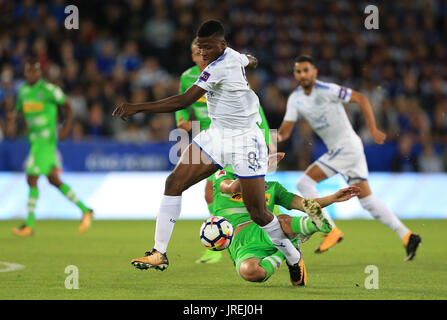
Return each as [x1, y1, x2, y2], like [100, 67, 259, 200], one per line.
[1, 219, 446, 300]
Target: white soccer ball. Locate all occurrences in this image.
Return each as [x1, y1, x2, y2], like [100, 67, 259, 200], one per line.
[199, 216, 234, 251]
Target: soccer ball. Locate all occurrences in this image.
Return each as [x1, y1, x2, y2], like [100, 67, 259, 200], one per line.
[200, 216, 234, 251]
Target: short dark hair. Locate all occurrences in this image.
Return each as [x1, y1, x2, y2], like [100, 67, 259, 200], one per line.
[294, 55, 315, 67]
[24, 56, 40, 68]
[197, 19, 225, 38]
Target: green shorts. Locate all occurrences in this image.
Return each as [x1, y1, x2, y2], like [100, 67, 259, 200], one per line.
[227, 223, 280, 276]
[25, 143, 61, 176]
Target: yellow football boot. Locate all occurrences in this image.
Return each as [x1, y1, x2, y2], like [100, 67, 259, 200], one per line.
[131, 249, 169, 271]
[11, 224, 33, 237]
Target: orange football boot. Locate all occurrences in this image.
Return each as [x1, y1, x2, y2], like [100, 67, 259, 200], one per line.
[315, 226, 344, 253]
[79, 210, 93, 233]
[11, 224, 33, 237]
[131, 249, 169, 271]
[287, 252, 307, 286]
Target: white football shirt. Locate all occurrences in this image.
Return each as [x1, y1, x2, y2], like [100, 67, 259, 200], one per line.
[284, 80, 361, 150]
[194, 47, 261, 130]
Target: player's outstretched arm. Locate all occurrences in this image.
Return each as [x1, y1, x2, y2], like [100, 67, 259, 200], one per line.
[112, 85, 206, 121]
[59, 100, 73, 140]
[288, 186, 360, 211]
[350, 91, 386, 144]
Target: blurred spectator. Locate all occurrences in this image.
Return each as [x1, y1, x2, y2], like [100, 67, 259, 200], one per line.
[135, 57, 170, 89]
[32, 37, 50, 72]
[71, 119, 86, 141]
[147, 114, 175, 142]
[433, 99, 447, 141]
[118, 41, 142, 72]
[95, 40, 116, 76]
[144, 6, 175, 50]
[0, 66, 18, 99]
[418, 142, 443, 173]
[13, 0, 38, 20]
[85, 102, 111, 138]
[391, 134, 419, 172]
[115, 122, 147, 143]
[67, 87, 88, 122]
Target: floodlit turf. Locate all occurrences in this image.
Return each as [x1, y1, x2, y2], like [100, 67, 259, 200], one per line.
[0, 219, 446, 300]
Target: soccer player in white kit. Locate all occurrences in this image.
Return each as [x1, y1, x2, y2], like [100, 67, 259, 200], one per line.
[112, 20, 306, 284]
[277, 55, 421, 261]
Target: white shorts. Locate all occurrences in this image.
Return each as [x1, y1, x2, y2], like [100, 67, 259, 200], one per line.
[192, 125, 268, 178]
[315, 144, 369, 185]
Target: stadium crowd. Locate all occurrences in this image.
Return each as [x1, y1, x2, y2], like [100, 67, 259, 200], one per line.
[0, 0, 446, 171]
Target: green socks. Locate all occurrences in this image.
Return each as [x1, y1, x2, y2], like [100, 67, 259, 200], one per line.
[58, 183, 89, 214]
[24, 183, 88, 229]
[260, 251, 284, 282]
[256, 216, 320, 282]
[291, 216, 318, 236]
[25, 187, 39, 229]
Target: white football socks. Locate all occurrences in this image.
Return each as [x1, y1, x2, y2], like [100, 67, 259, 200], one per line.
[154, 195, 182, 254]
[297, 174, 335, 227]
[359, 194, 409, 239]
[260, 215, 301, 265]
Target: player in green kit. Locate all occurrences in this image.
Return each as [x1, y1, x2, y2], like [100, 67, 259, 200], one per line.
[176, 38, 274, 264]
[10, 58, 93, 237]
[211, 163, 360, 286]
[175, 38, 211, 133]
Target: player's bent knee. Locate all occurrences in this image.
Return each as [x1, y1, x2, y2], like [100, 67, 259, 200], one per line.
[245, 204, 270, 226]
[239, 260, 265, 282]
[249, 212, 270, 226]
[278, 214, 294, 236]
[48, 176, 61, 187]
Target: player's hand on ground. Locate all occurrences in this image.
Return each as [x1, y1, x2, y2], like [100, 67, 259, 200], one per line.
[112, 102, 137, 121]
[177, 116, 192, 132]
[332, 186, 360, 202]
[371, 128, 386, 144]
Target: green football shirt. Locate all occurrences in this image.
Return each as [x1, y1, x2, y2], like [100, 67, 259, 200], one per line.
[16, 78, 65, 146]
[211, 169, 296, 227]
